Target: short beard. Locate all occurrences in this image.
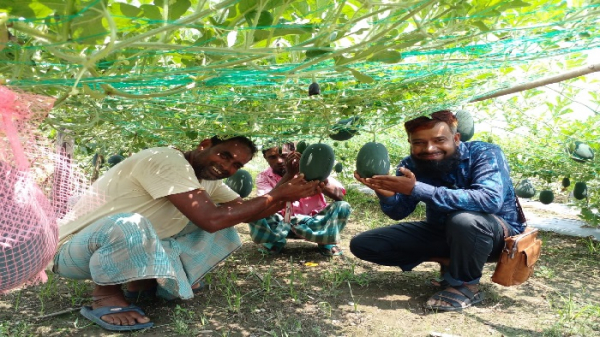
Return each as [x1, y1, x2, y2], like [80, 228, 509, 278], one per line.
[194, 164, 226, 180]
[273, 167, 286, 177]
[193, 166, 212, 180]
[411, 150, 461, 177]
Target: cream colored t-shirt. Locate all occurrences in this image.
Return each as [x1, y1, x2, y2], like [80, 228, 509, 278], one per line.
[58, 147, 240, 244]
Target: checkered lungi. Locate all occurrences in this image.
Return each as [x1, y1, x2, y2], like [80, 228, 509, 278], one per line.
[247, 201, 351, 249]
[52, 213, 241, 300]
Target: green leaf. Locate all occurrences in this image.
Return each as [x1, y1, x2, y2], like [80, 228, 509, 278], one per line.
[194, 28, 214, 46]
[0, 0, 64, 18]
[348, 68, 375, 83]
[70, 1, 107, 44]
[141, 4, 162, 21]
[291, 2, 309, 16]
[227, 5, 238, 19]
[355, 45, 387, 60]
[118, 3, 141, 18]
[368, 50, 402, 64]
[168, 0, 191, 21]
[237, 0, 257, 14]
[305, 48, 330, 59]
[393, 34, 427, 49]
[186, 130, 198, 140]
[472, 20, 490, 32]
[333, 55, 353, 66]
[496, 0, 532, 12]
[244, 10, 273, 27]
[253, 26, 313, 41]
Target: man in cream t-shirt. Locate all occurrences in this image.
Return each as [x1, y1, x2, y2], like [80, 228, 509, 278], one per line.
[53, 136, 323, 332]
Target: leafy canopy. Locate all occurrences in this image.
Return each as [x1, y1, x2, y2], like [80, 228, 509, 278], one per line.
[0, 0, 598, 149]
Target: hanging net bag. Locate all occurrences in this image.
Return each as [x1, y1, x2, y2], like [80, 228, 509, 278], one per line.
[0, 86, 58, 294]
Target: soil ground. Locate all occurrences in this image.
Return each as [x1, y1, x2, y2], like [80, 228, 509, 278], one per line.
[1, 195, 599, 337]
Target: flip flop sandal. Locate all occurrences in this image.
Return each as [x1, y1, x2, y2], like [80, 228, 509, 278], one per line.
[80, 304, 153, 331]
[425, 285, 484, 312]
[318, 244, 343, 257]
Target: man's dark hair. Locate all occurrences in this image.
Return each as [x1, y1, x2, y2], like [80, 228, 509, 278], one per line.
[210, 135, 258, 157]
[404, 110, 458, 135]
[261, 142, 295, 156]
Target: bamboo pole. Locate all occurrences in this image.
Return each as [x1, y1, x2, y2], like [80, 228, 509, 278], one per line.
[471, 63, 600, 102]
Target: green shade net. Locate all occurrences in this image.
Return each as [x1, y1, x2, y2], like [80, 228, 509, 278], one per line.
[0, 0, 599, 149]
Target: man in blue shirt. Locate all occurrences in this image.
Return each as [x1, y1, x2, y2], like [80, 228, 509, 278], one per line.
[350, 110, 524, 311]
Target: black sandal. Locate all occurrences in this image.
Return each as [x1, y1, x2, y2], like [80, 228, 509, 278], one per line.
[425, 285, 484, 312]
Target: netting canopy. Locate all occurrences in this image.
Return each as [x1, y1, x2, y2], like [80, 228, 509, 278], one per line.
[1, 0, 599, 150]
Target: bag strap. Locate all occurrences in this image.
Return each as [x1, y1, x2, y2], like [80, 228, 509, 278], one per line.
[515, 196, 527, 224]
[492, 214, 510, 239]
[495, 195, 527, 239]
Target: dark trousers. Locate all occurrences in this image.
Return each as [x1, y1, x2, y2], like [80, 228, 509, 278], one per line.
[349, 211, 509, 286]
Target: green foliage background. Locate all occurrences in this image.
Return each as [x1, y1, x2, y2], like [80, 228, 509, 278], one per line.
[0, 0, 599, 224]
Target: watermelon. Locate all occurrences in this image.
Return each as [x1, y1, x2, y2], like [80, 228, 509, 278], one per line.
[225, 169, 254, 198]
[356, 142, 390, 178]
[334, 162, 343, 173]
[296, 141, 308, 154]
[329, 116, 360, 141]
[455, 110, 474, 142]
[561, 177, 570, 188]
[308, 82, 320, 96]
[107, 154, 125, 167]
[515, 179, 536, 198]
[539, 190, 554, 204]
[573, 182, 587, 200]
[570, 141, 594, 162]
[299, 143, 335, 181]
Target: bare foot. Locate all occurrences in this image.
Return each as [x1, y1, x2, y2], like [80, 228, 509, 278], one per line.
[92, 285, 151, 326]
[191, 282, 203, 291]
[425, 284, 479, 308]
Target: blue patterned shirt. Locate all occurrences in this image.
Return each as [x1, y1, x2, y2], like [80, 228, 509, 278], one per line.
[379, 141, 524, 233]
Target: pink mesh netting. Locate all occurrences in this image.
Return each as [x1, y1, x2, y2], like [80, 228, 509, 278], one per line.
[0, 86, 73, 294]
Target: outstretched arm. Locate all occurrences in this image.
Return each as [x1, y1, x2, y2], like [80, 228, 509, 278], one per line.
[168, 174, 322, 233]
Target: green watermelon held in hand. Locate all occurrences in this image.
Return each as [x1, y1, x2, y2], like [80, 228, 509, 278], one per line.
[299, 143, 335, 181]
[356, 142, 390, 178]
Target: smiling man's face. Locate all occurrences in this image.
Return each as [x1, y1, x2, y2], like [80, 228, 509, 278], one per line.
[407, 122, 462, 176]
[190, 139, 253, 180]
[408, 122, 460, 161]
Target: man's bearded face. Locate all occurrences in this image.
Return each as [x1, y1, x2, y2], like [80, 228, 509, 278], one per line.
[408, 122, 461, 176]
